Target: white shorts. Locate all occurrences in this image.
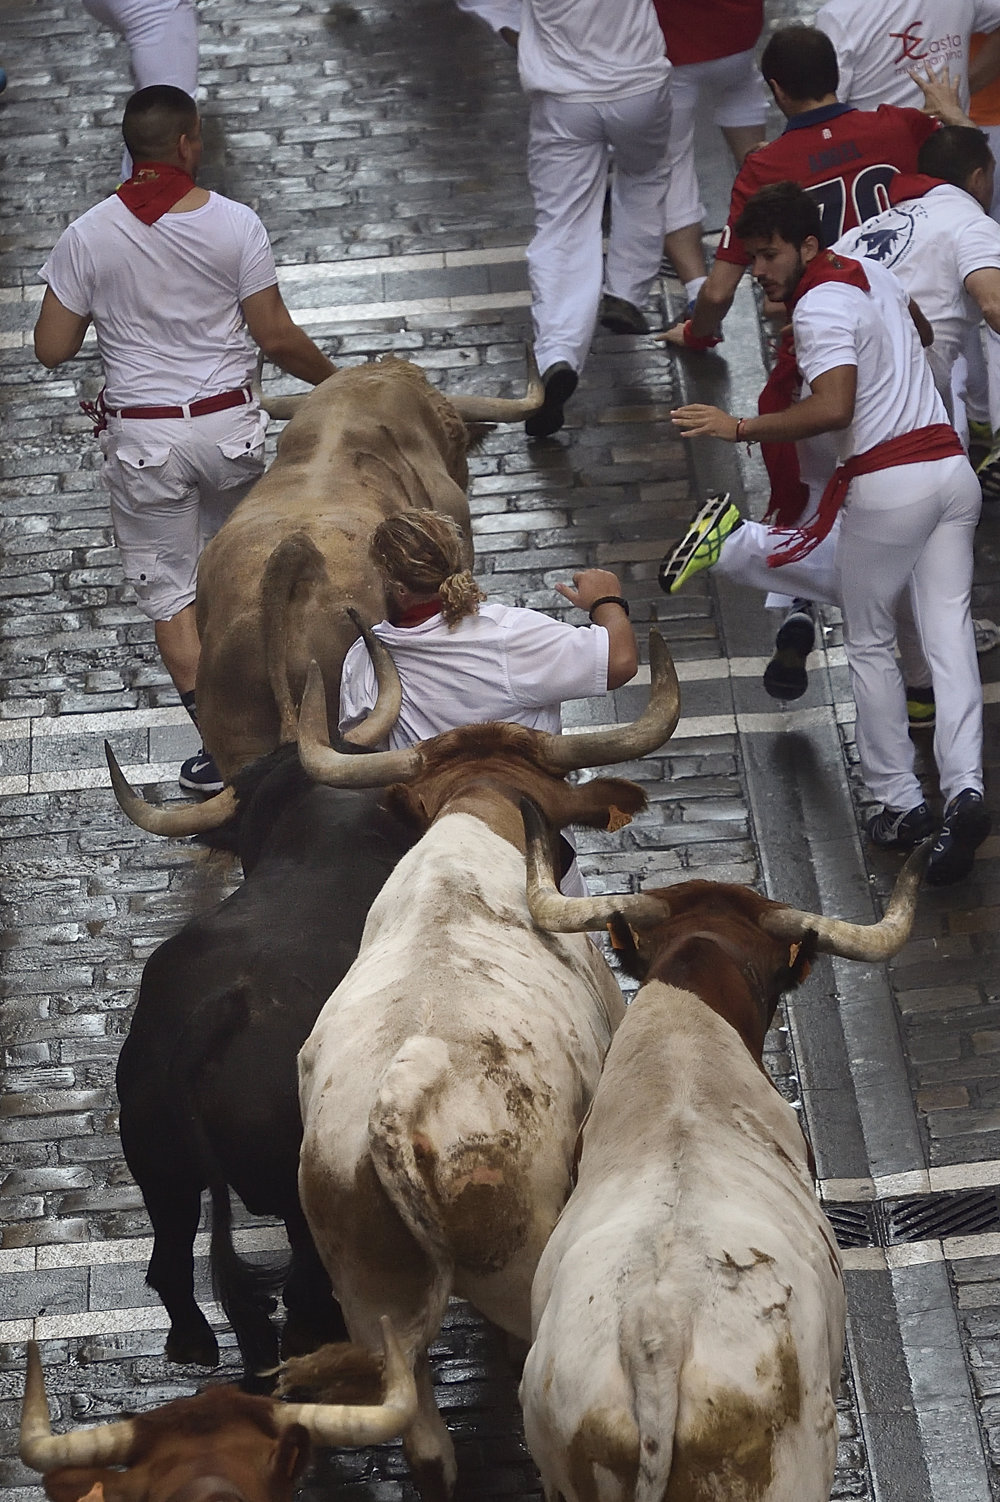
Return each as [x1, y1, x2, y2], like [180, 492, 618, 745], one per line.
[663, 49, 769, 235]
[99, 403, 267, 621]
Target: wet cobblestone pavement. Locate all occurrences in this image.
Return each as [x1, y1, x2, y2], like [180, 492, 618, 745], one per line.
[2, 2, 1000, 1500]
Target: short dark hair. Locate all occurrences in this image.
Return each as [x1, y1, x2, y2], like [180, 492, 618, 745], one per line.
[760, 26, 839, 101]
[734, 181, 823, 248]
[917, 124, 993, 187]
[122, 85, 198, 163]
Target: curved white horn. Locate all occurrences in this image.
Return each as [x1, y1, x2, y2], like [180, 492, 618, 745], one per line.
[106, 743, 238, 836]
[522, 798, 665, 933]
[538, 629, 680, 772]
[448, 346, 545, 422]
[20, 1341, 136, 1473]
[340, 609, 403, 749]
[760, 839, 930, 961]
[275, 1316, 416, 1447]
[298, 661, 421, 787]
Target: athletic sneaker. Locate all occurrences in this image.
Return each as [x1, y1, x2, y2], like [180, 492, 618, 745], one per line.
[926, 789, 992, 885]
[976, 439, 1000, 501]
[179, 749, 224, 795]
[975, 617, 1000, 654]
[866, 801, 937, 850]
[599, 294, 649, 335]
[763, 600, 815, 701]
[525, 361, 579, 438]
[905, 685, 935, 729]
[658, 492, 742, 594]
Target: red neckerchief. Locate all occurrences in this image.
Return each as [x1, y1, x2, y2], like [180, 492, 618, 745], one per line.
[888, 173, 949, 206]
[117, 163, 196, 225]
[395, 599, 442, 627]
[757, 251, 872, 527]
[768, 425, 965, 566]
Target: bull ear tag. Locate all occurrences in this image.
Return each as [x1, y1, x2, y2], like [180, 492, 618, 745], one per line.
[788, 940, 811, 981]
[606, 805, 632, 832]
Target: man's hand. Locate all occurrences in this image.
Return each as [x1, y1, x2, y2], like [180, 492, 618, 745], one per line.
[653, 321, 722, 351]
[909, 63, 973, 125]
[555, 568, 625, 612]
[671, 404, 739, 440]
[653, 323, 689, 348]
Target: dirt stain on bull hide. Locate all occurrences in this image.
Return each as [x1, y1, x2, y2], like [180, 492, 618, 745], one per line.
[666, 1329, 802, 1500]
[567, 1406, 640, 1502]
[416, 1131, 529, 1275]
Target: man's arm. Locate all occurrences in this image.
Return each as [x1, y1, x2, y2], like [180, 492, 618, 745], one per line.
[554, 568, 638, 689]
[656, 259, 745, 347]
[965, 267, 1000, 334]
[908, 296, 934, 347]
[34, 287, 91, 368]
[671, 365, 858, 444]
[241, 285, 337, 386]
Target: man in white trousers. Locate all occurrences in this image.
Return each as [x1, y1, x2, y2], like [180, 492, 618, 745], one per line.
[456, 0, 672, 436]
[662, 182, 989, 885]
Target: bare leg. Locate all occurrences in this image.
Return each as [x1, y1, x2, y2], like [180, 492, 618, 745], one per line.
[155, 602, 200, 695]
[662, 221, 707, 286]
[722, 122, 767, 166]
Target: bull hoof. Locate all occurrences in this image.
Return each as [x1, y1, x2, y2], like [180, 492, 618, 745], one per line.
[165, 1324, 220, 1367]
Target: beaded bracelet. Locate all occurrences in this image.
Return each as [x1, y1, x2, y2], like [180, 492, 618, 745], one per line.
[735, 417, 754, 451]
[588, 596, 630, 621]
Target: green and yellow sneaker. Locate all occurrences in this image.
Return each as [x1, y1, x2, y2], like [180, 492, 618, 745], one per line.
[659, 492, 742, 594]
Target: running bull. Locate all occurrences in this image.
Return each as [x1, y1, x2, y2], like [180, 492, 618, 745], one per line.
[196, 354, 543, 779]
[518, 808, 927, 1502]
[106, 631, 418, 1378]
[19, 1321, 414, 1502]
[291, 630, 680, 1501]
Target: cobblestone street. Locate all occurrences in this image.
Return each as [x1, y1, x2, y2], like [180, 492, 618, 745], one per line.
[2, 2, 1000, 1500]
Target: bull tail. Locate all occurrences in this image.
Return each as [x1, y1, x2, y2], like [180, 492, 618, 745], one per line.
[622, 1291, 683, 1502]
[260, 531, 331, 743]
[368, 1037, 456, 1335]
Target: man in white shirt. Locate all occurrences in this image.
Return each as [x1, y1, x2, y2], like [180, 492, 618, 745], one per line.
[340, 510, 637, 896]
[34, 85, 336, 793]
[456, 0, 672, 436]
[662, 182, 989, 885]
[815, 0, 1000, 112]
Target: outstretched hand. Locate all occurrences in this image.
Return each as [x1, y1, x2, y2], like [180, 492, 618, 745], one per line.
[670, 404, 739, 440]
[653, 323, 689, 348]
[909, 62, 968, 123]
[555, 567, 625, 611]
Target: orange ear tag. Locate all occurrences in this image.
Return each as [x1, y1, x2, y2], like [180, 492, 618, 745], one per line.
[77, 1485, 105, 1502]
[606, 805, 632, 833]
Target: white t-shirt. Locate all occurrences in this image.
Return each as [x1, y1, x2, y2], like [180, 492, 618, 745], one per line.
[339, 601, 610, 749]
[833, 184, 1000, 402]
[816, 0, 1000, 111]
[793, 256, 947, 461]
[39, 192, 277, 407]
[454, 0, 670, 101]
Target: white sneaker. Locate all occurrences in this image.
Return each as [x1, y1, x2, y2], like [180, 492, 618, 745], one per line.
[974, 618, 1000, 654]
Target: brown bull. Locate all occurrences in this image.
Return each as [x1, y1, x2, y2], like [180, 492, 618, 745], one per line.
[20, 1320, 414, 1502]
[195, 355, 542, 780]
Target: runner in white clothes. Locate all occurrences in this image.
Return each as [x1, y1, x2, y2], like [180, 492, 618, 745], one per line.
[33, 85, 336, 795]
[82, 0, 198, 177]
[815, 0, 1000, 111]
[456, 0, 671, 436]
[339, 510, 638, 896]
[660, 181, 990, 886]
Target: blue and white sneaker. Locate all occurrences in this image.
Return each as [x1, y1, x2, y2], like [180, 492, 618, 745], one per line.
[179, 749, 224, 795]
[926, 789, 991, 885]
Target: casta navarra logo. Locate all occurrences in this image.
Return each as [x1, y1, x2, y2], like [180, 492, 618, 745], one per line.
[889, 22, 961, 64]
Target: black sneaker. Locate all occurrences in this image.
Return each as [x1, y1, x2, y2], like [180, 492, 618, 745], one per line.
[179, 749, 224, 795]
[926, 789, 991, 885]
[866, 801, 937, 850]
[763, 600, 816, 701]
[525, 361, 579, 438]
[598, 294, 649, 335]
[905, 685, 935, 729]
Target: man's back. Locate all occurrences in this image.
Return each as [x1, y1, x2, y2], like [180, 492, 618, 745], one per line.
[38, 191, 276, 406]
[816, 0, 1000, 110]
[718, 102, 935, 263]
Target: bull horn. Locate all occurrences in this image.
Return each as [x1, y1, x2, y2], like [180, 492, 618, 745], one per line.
[260, 394, 309, 421]
[522, 798, 665, 933]
[447, 346, 545, 423]
[275, 1316, 416, 1447]
[760, 839, 930, 961]
[20, 1340, 136, 1472]
[106, 743, 239, 836]
[538, 629, 680, 772]
[299, 661, 422, 787]
[340, 609, 403, 749]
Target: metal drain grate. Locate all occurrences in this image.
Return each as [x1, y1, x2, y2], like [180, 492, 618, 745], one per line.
[824, 1189, 1000, 1250]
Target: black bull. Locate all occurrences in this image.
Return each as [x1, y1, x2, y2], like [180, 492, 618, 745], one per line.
[114, 747, 418, 1376]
